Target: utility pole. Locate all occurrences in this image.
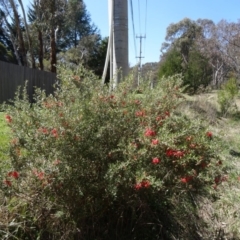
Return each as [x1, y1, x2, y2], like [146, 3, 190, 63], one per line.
[112, 0, 128, 88]
[103, 0, 129, 89]
[136, 35, 146, 86]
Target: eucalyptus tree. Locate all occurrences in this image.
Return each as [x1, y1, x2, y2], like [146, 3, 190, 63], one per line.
[63, 0, 98, 49]
[17, 0, 35, 68]
[162, 18, 202, 67]
[0, 0, 27, 65]
[28, 0, 67, 73]
[159, 18, 212, 92]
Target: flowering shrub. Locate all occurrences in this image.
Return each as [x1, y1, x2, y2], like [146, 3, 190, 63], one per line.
[0, 68, 223, 239]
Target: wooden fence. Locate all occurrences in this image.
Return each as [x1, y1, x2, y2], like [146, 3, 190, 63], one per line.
[0, 61, 57, 104]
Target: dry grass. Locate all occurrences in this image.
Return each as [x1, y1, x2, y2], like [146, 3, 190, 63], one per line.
[177, 91, 240, 239]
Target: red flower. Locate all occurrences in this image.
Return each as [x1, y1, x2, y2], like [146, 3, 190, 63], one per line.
[156, 116, 162, 122]
[141, 180, 150, 188]
[51, 128, 58, 138]
[173, 150, 185, 158]
[134, 183, 142, 190]
[37, 172, 44, 180]
[166, 149, 174, 157]
[152, 157, 160, 164]
[151, 139, 159, 145]
[8, 171, 19, 179]
[3, 180, 12, 186]
[206, 131, 213, 138]
[166, 149, 185, 158]
[181, 176, 193, 183]
[144, 128, 156, 137]
[33, 169, 45, 180]
[38, 127, 49, 134]
[5, 115, 12, 123]
[134, 180, 151, 190]
[135, 110, 145, 117]
[165, 111, 170, 117]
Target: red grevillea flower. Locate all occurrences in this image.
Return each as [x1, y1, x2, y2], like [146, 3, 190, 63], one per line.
[135, 110, 145, 117]
[38, 127, 49, 134]
[5, 115, 12, 123]
[181, 176, 193, 183]
[134, 180, 151, 190]
[152, 157, 160, 164]
[3, 180, 12, 186]
[166, 149, 185, 158]
[134, 183, 142, 190]
[156, 116, 162, 122]
[8, 171, 19, 179]
[165, 111, 170, 117]
[166, 149, 174, 157]
[206, 131, 213, 138]
[151, 139, 159, 145]
[144, 128, 156, 137]
[141, 180, 150, 188]
[33, 169, 45, 180]
[51, 128, 58, 138]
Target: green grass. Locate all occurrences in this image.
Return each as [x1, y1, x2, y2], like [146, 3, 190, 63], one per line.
[0, 112, 11, 162]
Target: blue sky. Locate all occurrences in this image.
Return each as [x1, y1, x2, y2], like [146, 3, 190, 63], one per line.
[22, 0, 240, 66]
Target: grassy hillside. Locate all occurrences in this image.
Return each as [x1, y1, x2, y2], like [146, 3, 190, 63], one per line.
[178, 91, 240, 238]
[0, 112, 11, 162]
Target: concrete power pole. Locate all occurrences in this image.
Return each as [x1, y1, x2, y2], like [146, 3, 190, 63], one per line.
[108, 0, 129, 89]
[136, 35, 146, 86]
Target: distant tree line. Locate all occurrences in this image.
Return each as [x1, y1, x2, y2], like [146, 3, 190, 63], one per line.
[158, 18, 240, 92]
[0, 0, 108, 78]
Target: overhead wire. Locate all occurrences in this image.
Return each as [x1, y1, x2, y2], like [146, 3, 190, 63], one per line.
[143, 0, 148, 61]
[138, 0, 141, 35]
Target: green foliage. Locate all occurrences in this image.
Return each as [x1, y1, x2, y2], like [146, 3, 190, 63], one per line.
[158, 47, 212, 93]
[158, 47, 182, 78]
[0, 112, 11, 163]
[1, 67, 223, 239]
[217, 77, 239, 116]
[0, 43, 16, 63]
[184, 49, 212, 92]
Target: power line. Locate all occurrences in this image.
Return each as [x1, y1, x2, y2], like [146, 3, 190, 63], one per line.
[143, 0, 148, 60]
[138, 0, 141, 34]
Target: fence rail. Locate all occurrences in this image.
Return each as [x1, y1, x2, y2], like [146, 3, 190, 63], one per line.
[0, 61, 57, 104]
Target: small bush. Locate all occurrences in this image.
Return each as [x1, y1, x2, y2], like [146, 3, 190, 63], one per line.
[217, 77, 239, 116]
[0, 68, 223, 239]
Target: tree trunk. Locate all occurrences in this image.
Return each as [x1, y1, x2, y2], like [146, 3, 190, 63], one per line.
[18, 0, 36, 68]
[1, 12, 22, 65]
[9, 0, 28, 66]
[38, 30, 44, 70]
[50, 27, 57, 73]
